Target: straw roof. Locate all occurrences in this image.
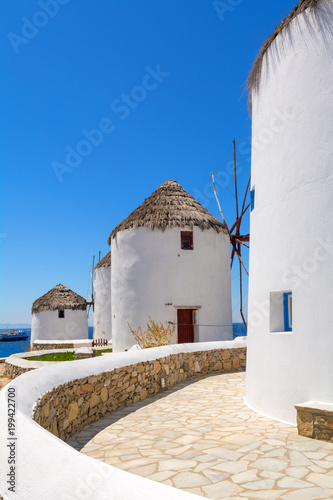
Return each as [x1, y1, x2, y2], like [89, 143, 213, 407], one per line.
[108, 180, 226, 243]
[247, 0, 321, 94]
[32, 284, 87, 314]
[95, 251, 111, 269]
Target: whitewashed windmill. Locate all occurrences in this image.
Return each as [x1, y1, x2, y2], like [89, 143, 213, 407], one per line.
[93, 251, 111, 344]
[245, 0, 333, 424]
[108, 180, 233, 352]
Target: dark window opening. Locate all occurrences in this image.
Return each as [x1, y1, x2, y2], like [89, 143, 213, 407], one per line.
[181, 231, 193, 250]
[58, 310, 65, 319]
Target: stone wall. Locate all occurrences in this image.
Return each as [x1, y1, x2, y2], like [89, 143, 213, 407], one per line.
[296, 402, 333, 442]
[33, 347, 246, 441]
[32, 342, 79, 351]
[4, 362, 34, 379]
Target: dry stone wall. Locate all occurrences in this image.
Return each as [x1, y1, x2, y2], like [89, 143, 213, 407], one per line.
[32, 342, 78, 351]
[296, 403, 333, 442]
[4, 363, 34, 379]
[33, 347, 246, 441]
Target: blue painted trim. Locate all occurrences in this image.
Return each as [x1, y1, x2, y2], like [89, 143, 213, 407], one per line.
[250, 189, 255, 211]
[283, 292, 292, 331]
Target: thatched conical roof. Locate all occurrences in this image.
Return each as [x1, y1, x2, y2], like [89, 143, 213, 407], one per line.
[108, 180, 226, 243]
[95, 251, 111, 269]
[32, 284, 87, 314]
[247, 0, 321, 94]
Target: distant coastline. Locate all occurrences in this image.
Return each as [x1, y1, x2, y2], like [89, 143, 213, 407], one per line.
[0, 323, 31, 329]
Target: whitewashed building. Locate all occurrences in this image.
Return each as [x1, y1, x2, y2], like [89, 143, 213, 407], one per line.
[109, 180, 233, 352]
[245, 0, 333, 424]
[93, 251, 112, 342]
[31, 284, 88, 346]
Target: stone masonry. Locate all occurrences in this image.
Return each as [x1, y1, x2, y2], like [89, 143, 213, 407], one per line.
[33, 347, 246, 442]
[296, 402, 333, 442]
[32, 342, 80, 351]
[4, 363, 34, 379]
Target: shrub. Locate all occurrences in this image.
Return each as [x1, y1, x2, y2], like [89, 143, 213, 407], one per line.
[128, 317, 176, 349]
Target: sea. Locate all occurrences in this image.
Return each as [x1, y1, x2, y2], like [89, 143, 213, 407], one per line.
[0, 327, 94, 359]
[0, 324, 246, 359]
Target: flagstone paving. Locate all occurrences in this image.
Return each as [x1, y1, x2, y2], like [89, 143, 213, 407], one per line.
[68, 372, 333, 499]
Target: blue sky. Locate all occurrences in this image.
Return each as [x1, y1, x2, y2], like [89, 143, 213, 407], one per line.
[1, 0, 298, 325]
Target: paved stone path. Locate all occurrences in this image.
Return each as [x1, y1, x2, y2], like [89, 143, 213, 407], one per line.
[68, 372, 333, 499]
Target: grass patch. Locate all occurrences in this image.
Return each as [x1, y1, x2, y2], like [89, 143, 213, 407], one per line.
[27, 351, 76, 362]
[92, 348, 113, 357]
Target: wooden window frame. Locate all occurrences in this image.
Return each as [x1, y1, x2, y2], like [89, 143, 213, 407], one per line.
[181, 231, 193, 250]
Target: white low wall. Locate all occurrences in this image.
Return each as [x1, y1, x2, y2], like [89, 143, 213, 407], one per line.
[0, 341, 245, 500]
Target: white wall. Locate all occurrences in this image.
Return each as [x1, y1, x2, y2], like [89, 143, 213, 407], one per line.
[246, 1, 333, 424]
[93, 266, 112, 341]
[31, 309, 89, 346]
[111, 226, 232, 352]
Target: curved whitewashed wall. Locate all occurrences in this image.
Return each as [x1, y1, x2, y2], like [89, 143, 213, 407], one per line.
[246, 1, 333, 424]
[111, 226, 232, 352]
[31, 309, 89, 346]
[93, 267, 112, 341]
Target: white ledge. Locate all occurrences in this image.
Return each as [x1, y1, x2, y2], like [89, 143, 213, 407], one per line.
[295, 401, 333, 413]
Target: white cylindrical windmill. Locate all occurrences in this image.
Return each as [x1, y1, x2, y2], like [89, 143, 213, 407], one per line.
[31, 284, 88, 346]
[109, 180, 233, 352]
[245, 0, 333, 424]
[93, 251, 112, 343]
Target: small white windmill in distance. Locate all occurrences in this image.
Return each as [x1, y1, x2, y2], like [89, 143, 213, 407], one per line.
[212, 139, 250, 332]
[87, 253, 99, 318]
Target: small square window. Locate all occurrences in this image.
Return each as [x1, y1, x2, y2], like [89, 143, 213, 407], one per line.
[270, 290, 292, 333]
[181, 231, 193, 250]
[58, 310, 65, 319]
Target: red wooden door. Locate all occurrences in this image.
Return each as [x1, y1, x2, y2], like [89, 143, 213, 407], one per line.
[177, 309, 194, 343]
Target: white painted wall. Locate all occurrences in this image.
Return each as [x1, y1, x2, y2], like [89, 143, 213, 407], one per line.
[93, 266, 112, 341]
[111, 226, 232, 352]
[31, 309, 89, 346]
[0, 340, 245, 500]
[246, 1, 333, 424]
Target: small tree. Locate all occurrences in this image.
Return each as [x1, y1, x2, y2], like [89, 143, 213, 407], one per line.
[128, 317, 176, 349]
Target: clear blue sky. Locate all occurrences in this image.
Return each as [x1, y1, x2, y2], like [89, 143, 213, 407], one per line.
[1, 0, 297, 325]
